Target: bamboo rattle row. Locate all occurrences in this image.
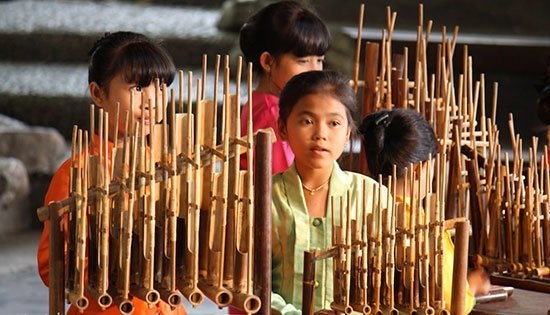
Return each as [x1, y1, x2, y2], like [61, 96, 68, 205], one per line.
[37, 56, 273, 315]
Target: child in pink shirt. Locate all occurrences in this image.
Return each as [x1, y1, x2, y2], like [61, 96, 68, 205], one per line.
[239, 0, 330, 174]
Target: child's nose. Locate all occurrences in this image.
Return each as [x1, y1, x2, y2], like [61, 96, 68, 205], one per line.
[313, 124, 328, 140]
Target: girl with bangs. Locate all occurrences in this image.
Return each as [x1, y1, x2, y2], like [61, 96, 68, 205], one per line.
[36, 31, 183, 315]
[271, 70, 389, 314]
[239, 0, 330, 174]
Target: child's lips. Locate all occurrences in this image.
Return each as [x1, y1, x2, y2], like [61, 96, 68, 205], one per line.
[311, 146, 329, 154]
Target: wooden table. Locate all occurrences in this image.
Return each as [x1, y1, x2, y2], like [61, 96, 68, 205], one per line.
[472, 288, 550, 315]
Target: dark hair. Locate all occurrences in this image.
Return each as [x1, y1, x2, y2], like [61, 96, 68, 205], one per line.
[88, 31, 175, 93]
[239, 0, 330, 75]
[536, 56, 550, 124]
[359, 108, 438, 178]
[279, 70, 356, 130]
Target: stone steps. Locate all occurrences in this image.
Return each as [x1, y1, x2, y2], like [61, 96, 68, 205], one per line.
[0, 0, 237, 67]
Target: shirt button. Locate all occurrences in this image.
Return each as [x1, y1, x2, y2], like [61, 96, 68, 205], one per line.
[314, 281, 320, 288]
[312, 218, 322, 227]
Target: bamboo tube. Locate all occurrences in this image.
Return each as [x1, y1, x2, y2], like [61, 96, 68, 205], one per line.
[224, 58, 240, 290]
[179, 76, 204, 306]
[157, 90, 181, 308]
[352, 4, 364, 94]
[132, 99, 160, 306]
[406, 165, 417, 312]
[113, 123, 138, 315]
[451, 221, 469, 315]
[352, 180, 371, 314]
[504, 153, 514, 262]
[486, 145, 502, 258]
[363, 41, 380, 115]
[199, 94, 232, 307]
[86, 110, 102, 297]
[435, 153, 447, 312]
[302, 250, 317, 315]
[253, 130, 272, 315]
[371, 176, 384, 314]
[98, 114, 112, 307]
[68, 130, 89, 312]
[202, 54, 207, 100]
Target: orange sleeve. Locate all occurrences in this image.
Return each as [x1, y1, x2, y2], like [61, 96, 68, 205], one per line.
[37, 157, 71, 286]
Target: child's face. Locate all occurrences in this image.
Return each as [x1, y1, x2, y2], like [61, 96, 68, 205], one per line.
[280, 92, 351, 171]
[90, 74, 163, 138]
[268, 53, 324, 94]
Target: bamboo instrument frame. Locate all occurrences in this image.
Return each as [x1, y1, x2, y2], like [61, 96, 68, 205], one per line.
[40, 56, 271, 315]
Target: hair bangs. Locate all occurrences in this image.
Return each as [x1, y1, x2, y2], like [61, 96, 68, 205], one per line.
[118, 42, 175, 88]
[284, 17, 330, 57]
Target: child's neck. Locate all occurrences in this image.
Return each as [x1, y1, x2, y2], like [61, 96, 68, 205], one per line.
[295, 163, 332, 189]
[255, 75, 279, 96]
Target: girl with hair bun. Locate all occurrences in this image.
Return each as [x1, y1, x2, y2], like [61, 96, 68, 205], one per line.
[359, 108, 488, 314]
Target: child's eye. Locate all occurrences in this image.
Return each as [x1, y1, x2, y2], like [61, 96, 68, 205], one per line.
[131, 86, 143, 92]
[300, 119, 313, 125]
[317, 57, 325, 64]
[297, 58, 309, 64]
[330, 121, 341, 127]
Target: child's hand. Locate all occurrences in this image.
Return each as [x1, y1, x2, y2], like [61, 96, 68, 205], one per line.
[468, 267, 491, 296]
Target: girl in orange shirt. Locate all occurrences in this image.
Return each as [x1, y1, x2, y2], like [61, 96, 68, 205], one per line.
[36, 31, 185, 315]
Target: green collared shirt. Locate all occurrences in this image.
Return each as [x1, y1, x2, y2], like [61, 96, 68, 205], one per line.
[271, 162, 389, 314]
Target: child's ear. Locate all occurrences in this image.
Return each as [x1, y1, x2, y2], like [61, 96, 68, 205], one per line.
[259, 52, 273, 73]
[346, 127, 351, 142]
[278, 120, 288, 141]
[89, 82, 105, 106]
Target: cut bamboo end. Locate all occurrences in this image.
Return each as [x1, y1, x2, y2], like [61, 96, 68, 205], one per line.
[67, 292, 89, 311]
[113, 295, 134, 315]
[159, 289, 183, 308]
[230, 291, 262, 314]
[131, 287, 160, 306]
[198, 282, 233, 308]
[331, 302, 353, 314]
[351, 303, 371, 314]
[179, 286, 204, 307]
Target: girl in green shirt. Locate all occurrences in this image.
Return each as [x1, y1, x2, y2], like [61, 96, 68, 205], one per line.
[271, 70, 389, 314]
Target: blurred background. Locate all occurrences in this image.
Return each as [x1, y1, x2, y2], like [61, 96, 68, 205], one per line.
[0, 0, 548, 314]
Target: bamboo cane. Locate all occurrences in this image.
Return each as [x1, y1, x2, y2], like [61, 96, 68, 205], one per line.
[253, 130, 272, 315]
[420, 160, 435, 315]
[383, 170, 398, 315]
[157, 90, 181, 308]
[132, 99, 160, 306]
[113, 122, 138, 314]
[504, 153, 515, 263]
[363, 41, 380, 115]
[451, 221, 469, 315]
[67, 130, 89, 311]
[178, 75, 204, 306]
[371, 176, 384, 314]
[352, 4, 364, 94]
